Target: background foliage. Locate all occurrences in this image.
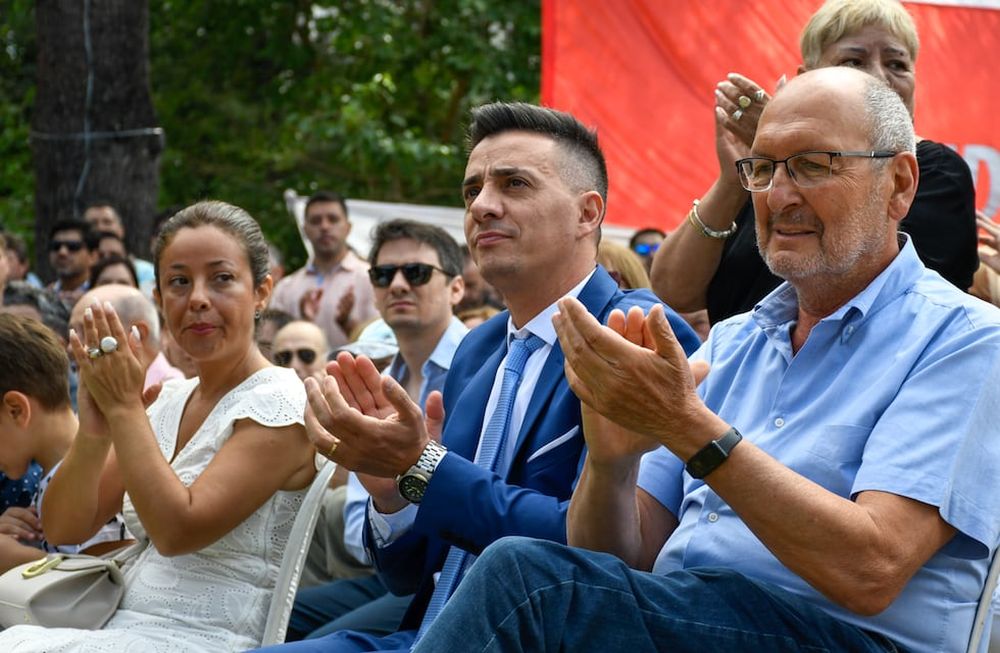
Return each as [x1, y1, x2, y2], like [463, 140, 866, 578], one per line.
[0, 0, 541, 269]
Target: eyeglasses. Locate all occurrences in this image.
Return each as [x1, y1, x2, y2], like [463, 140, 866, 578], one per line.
[632, 243, 660, 256]
[368, 263, 450, 288]
[49, 240, 85, 253]
[735, 151, 898, 192]
[275, 348, 319, 366]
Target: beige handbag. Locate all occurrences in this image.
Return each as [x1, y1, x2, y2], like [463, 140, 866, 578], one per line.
[0, 542, 142, 630]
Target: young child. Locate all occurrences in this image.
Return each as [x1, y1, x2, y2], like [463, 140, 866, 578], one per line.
[0, 313, 128, 571]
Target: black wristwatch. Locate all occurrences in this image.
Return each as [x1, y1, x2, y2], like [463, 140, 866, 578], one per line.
[396, 440, 448, 504]
[685, 427, 742, 479]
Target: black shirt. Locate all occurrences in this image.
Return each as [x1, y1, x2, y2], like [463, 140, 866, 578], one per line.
[705, 140, 978, 324]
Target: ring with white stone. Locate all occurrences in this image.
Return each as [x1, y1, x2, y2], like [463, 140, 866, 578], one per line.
[731, 108, 744, 122]
[87, 347, 103, 360]
[100, 336, 119, 354]
[738, 95, 751, 109]
[754, 89, 766, 102]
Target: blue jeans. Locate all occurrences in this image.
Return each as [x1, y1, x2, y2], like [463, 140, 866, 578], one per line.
[412, 536, 903, 653]
[287, 575, 411, 641]
[255, 629, 416, 652]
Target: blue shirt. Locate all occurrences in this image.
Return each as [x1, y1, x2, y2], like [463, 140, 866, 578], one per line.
[638, 237, 1000, 653]
[343, 317, 469, 564]
[0, 463, 43, 511]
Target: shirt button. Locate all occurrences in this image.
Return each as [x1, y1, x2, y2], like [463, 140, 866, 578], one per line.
[707, 512, 719, 523]
[774, 417, 785, 428]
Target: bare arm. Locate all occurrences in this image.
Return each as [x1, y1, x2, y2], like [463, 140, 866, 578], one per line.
[0, 536, 46, 574]
[651, 74, 769, 312]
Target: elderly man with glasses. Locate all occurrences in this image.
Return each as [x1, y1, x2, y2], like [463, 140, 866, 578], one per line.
[411, 67, 1000, 653]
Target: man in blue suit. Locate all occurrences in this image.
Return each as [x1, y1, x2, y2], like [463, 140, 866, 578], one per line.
[260, 102, 700, 652]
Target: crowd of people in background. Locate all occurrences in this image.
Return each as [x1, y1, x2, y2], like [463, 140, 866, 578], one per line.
[1, 0, 1000, 651]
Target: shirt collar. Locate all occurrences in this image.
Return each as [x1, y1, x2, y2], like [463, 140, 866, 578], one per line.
[753, 234, 922, 331]
[506, 267, 596, 348]
[306, 250, 367, 276]
[387, 316, 470, 380]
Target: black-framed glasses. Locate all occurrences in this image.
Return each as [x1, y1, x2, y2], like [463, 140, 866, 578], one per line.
[368, 263, 450, 288]
[275, 348, 319, 366]
[49, 240, 85, 253]
[735, 150, 898, 192]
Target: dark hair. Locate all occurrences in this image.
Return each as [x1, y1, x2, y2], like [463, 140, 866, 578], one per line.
[468, 102, 609, 203]
[257, 307, 294, 333]
[95, 230, 127, 251]
[153, 201, 270, 292]
[3, 281, 71, 341]
[4, 232, 28, 264]
[89, 253, 139, 288]
[628, 228, 667, 251]
[83, 200, 123, 224]
[305, 191, 348, 219]
[0, 313, 71, 410]
[368, 219, 463, 278]
[49, 218, 95, 250]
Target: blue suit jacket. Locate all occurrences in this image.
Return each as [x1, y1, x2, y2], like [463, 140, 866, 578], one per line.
[368, 266, 700, 629]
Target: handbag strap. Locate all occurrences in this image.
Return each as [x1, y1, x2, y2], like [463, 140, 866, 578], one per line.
[101, 540, 147, 566]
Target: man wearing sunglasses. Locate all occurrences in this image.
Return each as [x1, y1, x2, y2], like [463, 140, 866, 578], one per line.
[286, 219, 470, 643]
[411, 68, 1000, 653]
[261, 103, 700, 653]
[46, 219, 97, 308]
[273, 320, 330, 382]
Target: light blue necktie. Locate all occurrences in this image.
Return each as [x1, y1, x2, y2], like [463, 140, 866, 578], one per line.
[417, 333, 545, 638]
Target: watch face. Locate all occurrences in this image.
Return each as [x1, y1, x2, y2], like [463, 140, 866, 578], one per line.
[398, 475, 427, 503]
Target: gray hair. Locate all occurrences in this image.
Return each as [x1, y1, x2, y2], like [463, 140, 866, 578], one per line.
[863, 77, 915, 154]
[113, 293, 162, 347]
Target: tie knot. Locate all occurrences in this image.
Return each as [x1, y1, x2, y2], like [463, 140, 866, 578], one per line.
[505, 333, 545, 374]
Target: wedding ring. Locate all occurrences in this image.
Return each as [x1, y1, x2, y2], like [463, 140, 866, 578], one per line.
[87, 347, 103, 360]
[100, 336, 119, 354]
[731, 109, 744, 121]
[755, 89, 766, 102]
[326, 439, 340, 459]
[738, 95, 751, 109]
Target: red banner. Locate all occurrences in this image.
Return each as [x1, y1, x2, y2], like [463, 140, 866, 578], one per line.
[541, 0, 1000, 231]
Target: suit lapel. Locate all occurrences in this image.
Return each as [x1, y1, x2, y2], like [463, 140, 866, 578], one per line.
[444, 330, 507, 461]
[509, 267, 620, 468]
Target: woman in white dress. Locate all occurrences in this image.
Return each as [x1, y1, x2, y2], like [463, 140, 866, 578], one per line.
[0, 201, 316, 652]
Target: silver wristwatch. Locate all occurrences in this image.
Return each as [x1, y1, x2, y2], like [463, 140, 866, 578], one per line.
[396, 440, 448, 504]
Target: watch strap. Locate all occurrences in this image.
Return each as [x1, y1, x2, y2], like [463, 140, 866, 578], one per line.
[685, 427, 742, 479]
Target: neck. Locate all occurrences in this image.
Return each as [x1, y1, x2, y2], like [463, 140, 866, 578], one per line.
[35, 408, 77, 475]
[193, 343, 269, 401]
[501, 262, 594, 329]
[312, 249, 348, 272]
[395, 318, 451, 383]
[59, 271, 88, 290]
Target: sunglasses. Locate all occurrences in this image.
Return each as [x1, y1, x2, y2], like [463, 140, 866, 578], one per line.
[49, 240, 85, 253]
[632, 243, 660, 256]
[275, 348, 319, 366]
[369, 263, 449, 288]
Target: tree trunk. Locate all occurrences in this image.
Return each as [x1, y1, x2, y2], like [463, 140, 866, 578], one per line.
[32, 0, 161, 281]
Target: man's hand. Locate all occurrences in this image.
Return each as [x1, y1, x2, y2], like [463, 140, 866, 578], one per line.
[326, 353, 395, 419]
[300, 288, 323, 322]
[0, 507, 42, 542]
[304, 370, 429, 479]
[553, 299, 720, 458]
[335, 287, 356, 332]
[977, 212, 1000, 274]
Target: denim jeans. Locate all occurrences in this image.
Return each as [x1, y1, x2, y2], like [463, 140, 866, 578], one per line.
[287, 574, 412, 641]
[412, 536, 902, 653]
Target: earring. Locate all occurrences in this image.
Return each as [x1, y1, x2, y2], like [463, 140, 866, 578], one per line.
[254, 309, 261, 320]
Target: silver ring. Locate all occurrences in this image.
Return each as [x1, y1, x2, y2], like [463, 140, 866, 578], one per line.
[100, 336, 119, 354]
[738, 95, 751, 109]
[87, 347, 103, 360]
[754, 89, 766, 102]
[731, 109, 744, 122]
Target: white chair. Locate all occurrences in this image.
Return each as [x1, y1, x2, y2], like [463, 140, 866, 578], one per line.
[260, 459, 339, 646]
[967, 544, 1000, 653]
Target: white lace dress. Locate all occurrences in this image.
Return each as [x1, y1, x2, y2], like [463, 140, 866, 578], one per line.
[0, 366, 308, 652]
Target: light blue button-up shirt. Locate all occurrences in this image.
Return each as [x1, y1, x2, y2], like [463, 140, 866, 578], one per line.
[638, 236, 1000, 653]
[343, 317, 469, 564]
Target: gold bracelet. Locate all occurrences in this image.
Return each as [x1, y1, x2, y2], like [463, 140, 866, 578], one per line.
[687, 199, 737, 239]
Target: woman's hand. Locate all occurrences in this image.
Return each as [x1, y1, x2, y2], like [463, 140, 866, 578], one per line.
[713, 73, 779, 183]
[69, 301, 146, 418]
